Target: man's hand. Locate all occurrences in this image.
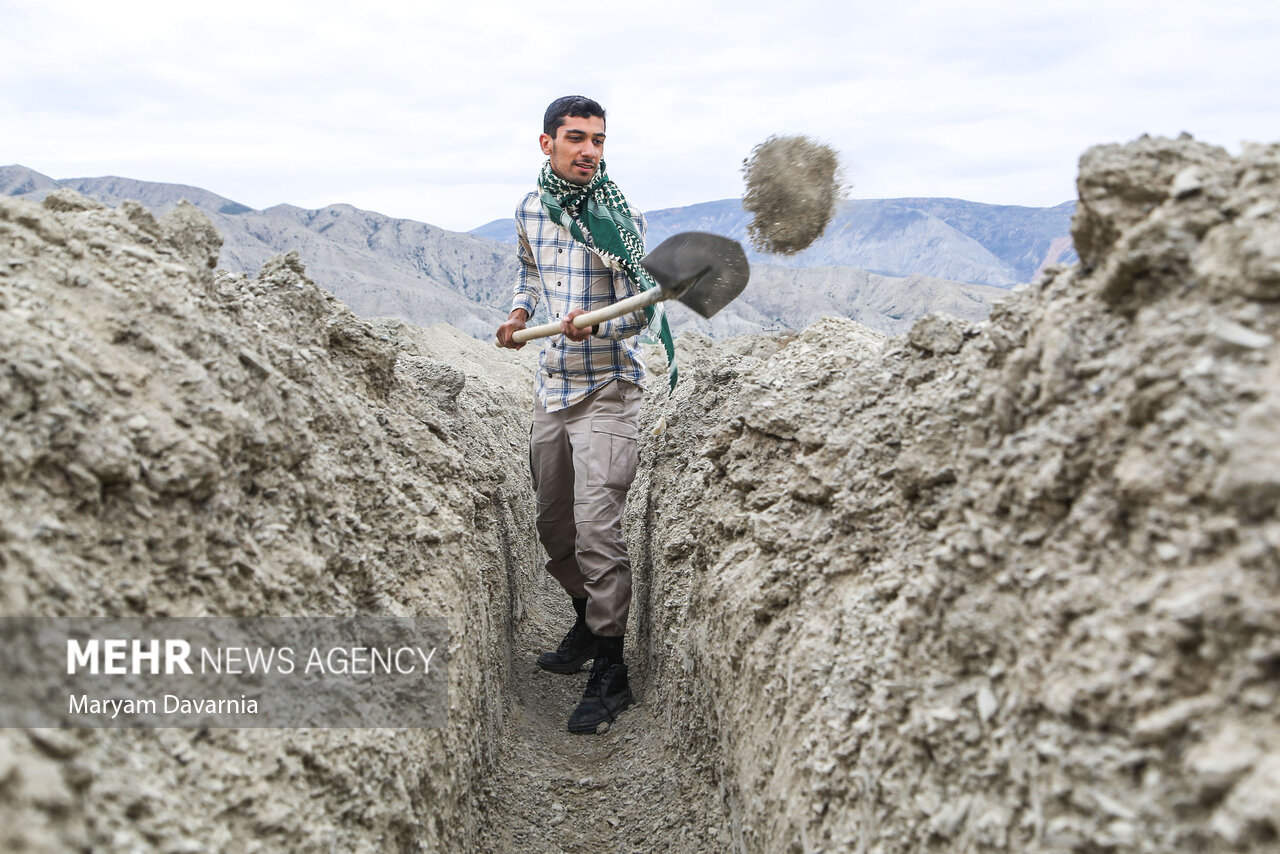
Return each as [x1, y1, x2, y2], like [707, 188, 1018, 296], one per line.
[496, 308, 529, 349]
[562, 309, 595, 343]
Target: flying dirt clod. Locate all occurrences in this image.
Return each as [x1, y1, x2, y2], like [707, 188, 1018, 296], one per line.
[741, 134, 842, 255]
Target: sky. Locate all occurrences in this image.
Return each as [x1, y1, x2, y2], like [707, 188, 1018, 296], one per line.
[3, 0, 1279, 232]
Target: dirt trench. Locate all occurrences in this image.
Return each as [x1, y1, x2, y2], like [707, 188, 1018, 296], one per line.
[472, 617, 732, 853]
[0, 187, 736, 853]
[482, 135, 1280, 853]
[5, 133, 1280, 854]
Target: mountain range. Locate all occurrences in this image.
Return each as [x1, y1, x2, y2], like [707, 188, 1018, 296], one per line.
[474, 196, 1077, 287]
[3, 164, 1072, 338]
[1, 165, 513, 339]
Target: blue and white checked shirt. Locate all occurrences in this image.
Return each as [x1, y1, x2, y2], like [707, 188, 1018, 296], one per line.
[511, 190, 648, 412]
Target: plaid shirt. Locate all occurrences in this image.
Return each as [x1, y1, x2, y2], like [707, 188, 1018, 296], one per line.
[511, 190, 648, 412]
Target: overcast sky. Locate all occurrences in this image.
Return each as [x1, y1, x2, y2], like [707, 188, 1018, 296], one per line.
[4, 1, 1278, 231]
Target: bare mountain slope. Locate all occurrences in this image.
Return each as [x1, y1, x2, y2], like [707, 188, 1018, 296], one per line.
[474, 196, 1077, 287]
[2, 167, 1014, 338]
[0, 163, 61, 196]
[55, 174, 254, 215]
[895, 197, 1079, 280]
[688, 264, 1006, 337]
[1, 170, 515, 338]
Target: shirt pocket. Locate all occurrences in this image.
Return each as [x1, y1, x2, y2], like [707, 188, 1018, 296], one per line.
[537, 239, 562, 278]
[587, 418, 639, 489]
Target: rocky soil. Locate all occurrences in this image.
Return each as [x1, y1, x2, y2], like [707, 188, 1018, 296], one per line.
[633, 135, 1280, 852]
[0, 189, 540, 851]
[0, 185, 730, 854]
[3, 133, 1278, 853]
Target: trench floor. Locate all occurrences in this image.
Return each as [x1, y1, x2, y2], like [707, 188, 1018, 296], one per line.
[473, 630, 733, 853]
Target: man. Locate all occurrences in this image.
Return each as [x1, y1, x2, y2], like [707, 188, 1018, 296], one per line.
[495, 95, 652, 735]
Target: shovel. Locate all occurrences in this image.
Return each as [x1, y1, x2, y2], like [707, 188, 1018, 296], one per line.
[504, 232, 749, 345]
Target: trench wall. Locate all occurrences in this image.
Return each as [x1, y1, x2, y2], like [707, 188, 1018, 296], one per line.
[0, 192, 541, 852]
[629, 137, 1280, 853]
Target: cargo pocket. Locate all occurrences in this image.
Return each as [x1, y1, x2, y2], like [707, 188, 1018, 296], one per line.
[587, 418, 639, 489]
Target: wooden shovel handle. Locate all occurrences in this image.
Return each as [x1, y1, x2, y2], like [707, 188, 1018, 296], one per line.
[503, 287, 663, 345]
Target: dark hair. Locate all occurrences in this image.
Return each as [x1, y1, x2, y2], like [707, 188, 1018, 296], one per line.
[543, 95, 606, 138]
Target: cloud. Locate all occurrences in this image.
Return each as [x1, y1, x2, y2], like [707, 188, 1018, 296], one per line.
[2, 0, 1278, 230]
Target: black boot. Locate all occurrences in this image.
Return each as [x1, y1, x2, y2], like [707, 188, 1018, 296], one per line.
[567, 636, 632, 735]
[536, 598, 596, 674]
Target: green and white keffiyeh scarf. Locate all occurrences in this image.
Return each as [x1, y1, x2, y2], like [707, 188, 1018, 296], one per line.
[538, 160, 678, 392]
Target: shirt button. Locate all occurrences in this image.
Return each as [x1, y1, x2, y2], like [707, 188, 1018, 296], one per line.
[558, 248, 563, 254]
[557, 281, 562, 287]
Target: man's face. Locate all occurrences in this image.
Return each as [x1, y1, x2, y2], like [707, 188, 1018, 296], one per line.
[540, 114, 605, 185]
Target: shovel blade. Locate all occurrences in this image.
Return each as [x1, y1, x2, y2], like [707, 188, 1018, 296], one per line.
[640, 232, 750, 319]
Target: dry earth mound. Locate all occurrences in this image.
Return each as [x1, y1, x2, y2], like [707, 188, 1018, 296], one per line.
[633, 135, 1280, 852]
[0, 190, 541, 851]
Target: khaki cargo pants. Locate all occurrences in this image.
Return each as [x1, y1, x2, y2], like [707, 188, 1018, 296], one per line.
[530, 380, 642, 637]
